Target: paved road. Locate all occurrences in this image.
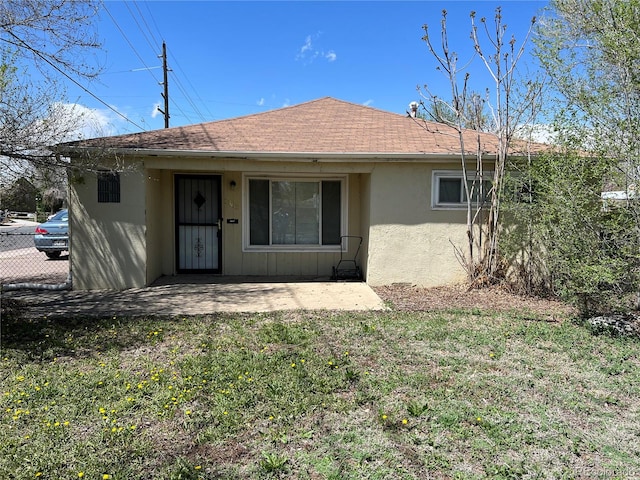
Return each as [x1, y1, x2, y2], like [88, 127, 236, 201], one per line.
[0, 219, 37, 252]
[0, 219, 69, 285]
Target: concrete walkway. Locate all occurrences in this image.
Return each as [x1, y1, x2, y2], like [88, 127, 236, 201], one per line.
[3, 276, 387, 317]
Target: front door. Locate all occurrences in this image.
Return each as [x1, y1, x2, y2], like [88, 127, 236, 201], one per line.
[175, 175, 222, 273]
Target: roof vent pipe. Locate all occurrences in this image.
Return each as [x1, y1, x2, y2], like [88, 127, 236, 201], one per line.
[408, 101, 419, 118]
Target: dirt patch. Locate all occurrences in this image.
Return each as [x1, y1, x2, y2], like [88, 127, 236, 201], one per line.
[373, 284, 577, 320]
[191, 440, 251, 466]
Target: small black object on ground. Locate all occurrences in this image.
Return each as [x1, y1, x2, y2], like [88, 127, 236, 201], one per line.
[331, 236, 363, 281]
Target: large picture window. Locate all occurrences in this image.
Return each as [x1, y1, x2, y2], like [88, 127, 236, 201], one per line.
[247, 177, 344, 249]
[432, 171, 492, 209]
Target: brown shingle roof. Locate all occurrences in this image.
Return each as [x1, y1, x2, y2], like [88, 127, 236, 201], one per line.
[66, 97, 531, 156]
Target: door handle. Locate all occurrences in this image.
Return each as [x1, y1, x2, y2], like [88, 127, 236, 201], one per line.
[217, 218, 222, 230]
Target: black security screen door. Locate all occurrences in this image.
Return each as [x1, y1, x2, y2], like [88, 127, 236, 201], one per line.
[175, 175, 222, 273]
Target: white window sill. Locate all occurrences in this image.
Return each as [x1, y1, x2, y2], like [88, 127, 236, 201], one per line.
[431, 204, 469, 210]
[243, 245, 342, 253]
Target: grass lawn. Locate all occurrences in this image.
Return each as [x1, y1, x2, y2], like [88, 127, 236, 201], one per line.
[1, 303, 639, 479]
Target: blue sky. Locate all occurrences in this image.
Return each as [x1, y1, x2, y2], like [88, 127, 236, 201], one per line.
[65, 1, 549, 136]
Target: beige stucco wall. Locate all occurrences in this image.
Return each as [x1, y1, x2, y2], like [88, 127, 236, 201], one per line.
[145, 169, 174, 284]
[365, 163, 469, 287]
[70, 153, 473, 290]
[134, 157, 370, 285]
[359, 173, 372, 279]
[70, 164, 147, 290]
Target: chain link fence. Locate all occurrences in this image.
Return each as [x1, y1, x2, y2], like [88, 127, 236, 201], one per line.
[0, 219, 70, 289]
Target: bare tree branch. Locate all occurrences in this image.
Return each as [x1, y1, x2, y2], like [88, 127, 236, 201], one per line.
[420, 8, 541, 286]
[0, 0, 101, 193]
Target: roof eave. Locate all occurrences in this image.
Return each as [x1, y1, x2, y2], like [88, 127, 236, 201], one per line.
[58, 146, 499, 162]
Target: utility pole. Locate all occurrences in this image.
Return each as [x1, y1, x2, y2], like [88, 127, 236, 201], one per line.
[157, 41, 170, 128]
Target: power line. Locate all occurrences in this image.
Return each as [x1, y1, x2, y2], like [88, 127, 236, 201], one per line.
[101, 1, 232, 128]
[107, 2, 202, 126]
[169, 69, 208, 123]
[168, 53, 212, 122]
[136, 0, 163, 48]
[103, 2, 185, 129]
[125, 0, 161, 57]
[155, 41, 199, 126]
[102, 3, 162, 88]
[2, 31, 147, 132]
[130, 0, 208, 123]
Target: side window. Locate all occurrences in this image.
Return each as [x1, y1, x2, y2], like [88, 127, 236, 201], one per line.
[98, 171, 120, 203]
[432, 171, 491, 209]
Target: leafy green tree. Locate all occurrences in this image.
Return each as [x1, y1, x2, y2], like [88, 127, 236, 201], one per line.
[506, 0, 640, 314]
[3, 178, 38, 212]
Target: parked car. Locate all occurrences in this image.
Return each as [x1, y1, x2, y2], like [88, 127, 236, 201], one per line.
[34, 209, 69, 259]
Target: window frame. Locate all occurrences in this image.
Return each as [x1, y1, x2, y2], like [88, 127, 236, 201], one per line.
[243, 174, 348, 252]
[431, 170, 493, 210]
[97, 170, 121, 203]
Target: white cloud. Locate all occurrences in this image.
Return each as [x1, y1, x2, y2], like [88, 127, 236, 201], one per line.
[300, 35, 312, 55]
[257, 98, 265, 106]
[52, 103, 119, 140]
[282, 99, 290, 108]
[50, 102, 171, 139]
[151, 102, 162, 119]
[363, 99, 374, 107]
[296, 32, 336, 64]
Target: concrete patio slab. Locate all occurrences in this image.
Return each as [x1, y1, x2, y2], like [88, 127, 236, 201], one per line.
[3, 276, 387, 317]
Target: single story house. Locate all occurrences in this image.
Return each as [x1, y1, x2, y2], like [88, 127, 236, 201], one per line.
[58, 97, 515, 291]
